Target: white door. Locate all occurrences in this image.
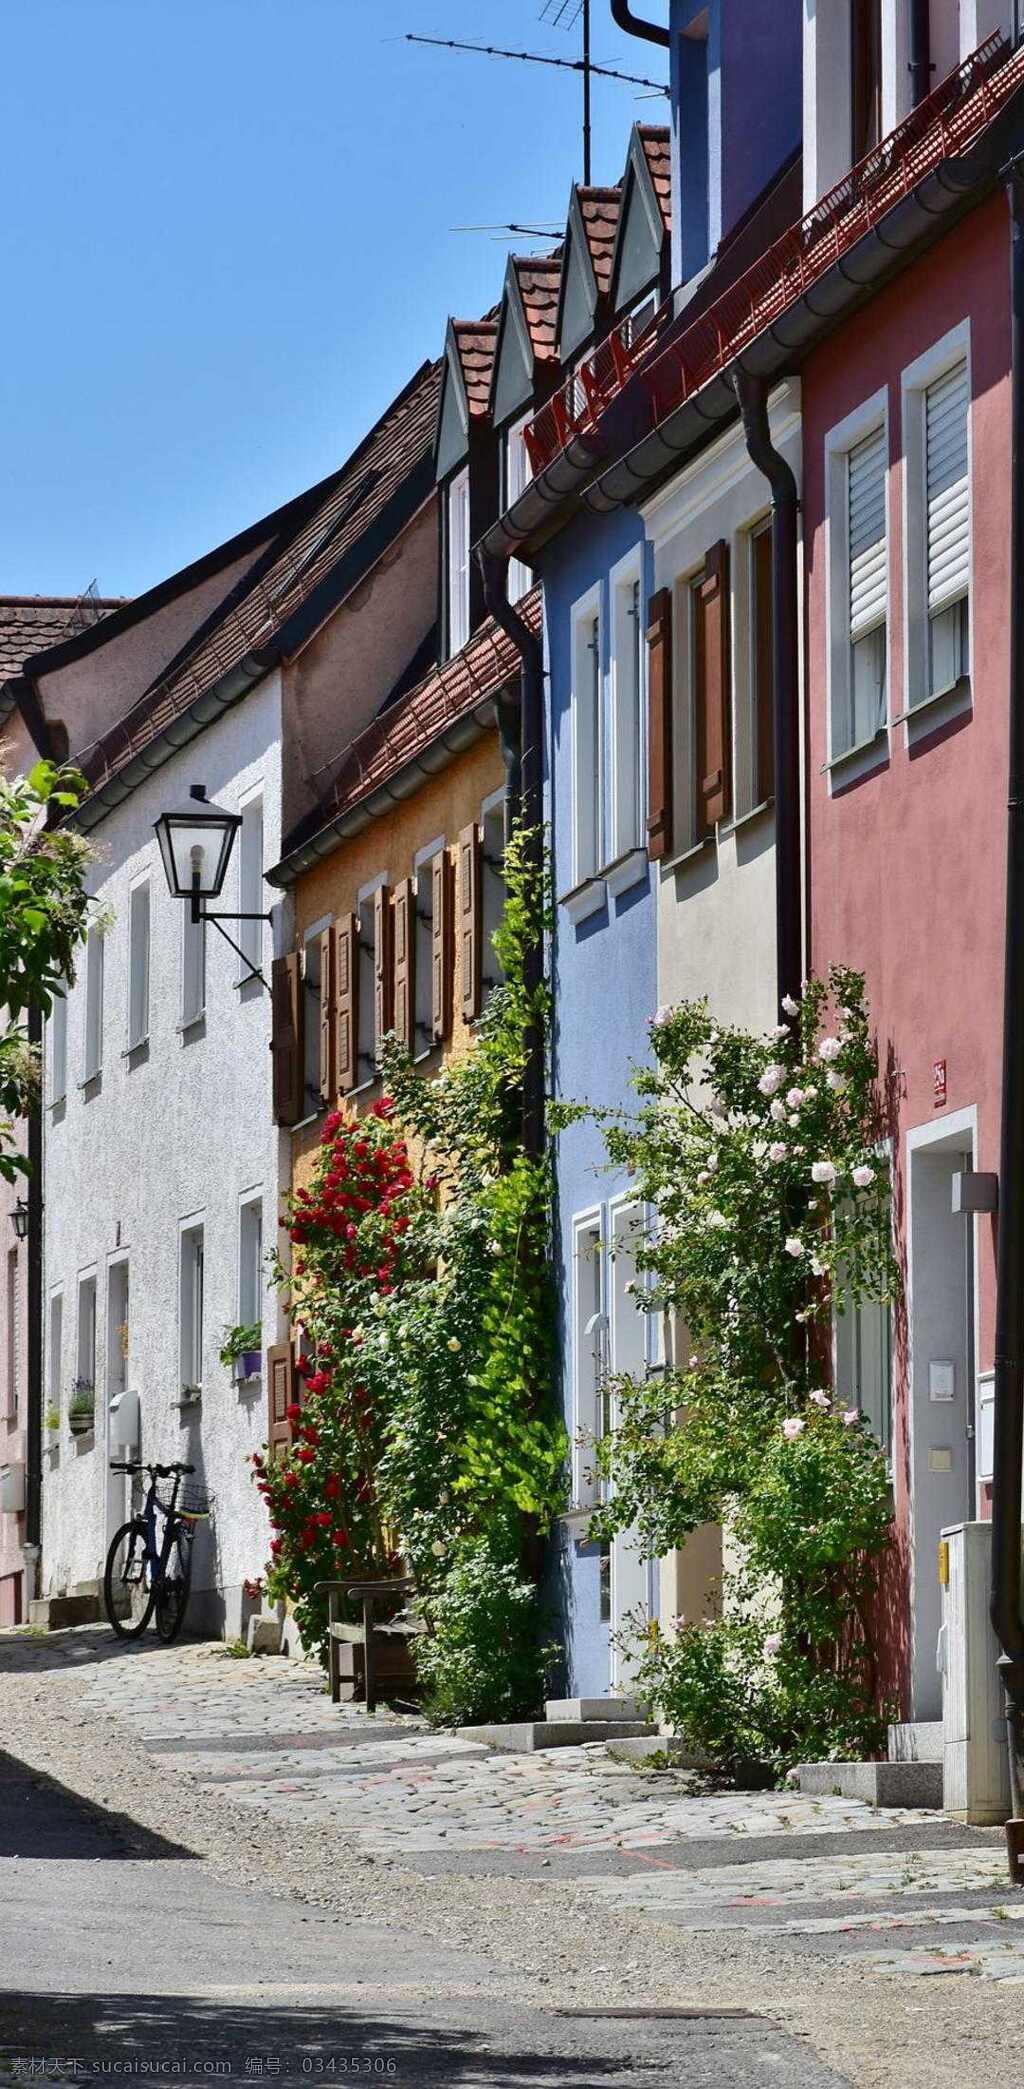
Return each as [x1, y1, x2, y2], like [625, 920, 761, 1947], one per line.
[908, 1135, 975, 1720]
[608, 1201, 650, 1689]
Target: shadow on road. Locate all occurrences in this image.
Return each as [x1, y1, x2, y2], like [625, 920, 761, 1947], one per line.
[0, 1626, 213, 1677]
[0, 1749, 196, 1861]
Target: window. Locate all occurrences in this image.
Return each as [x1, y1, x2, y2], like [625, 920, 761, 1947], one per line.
[925, 360, 970, 698]
[356, 881, 382, 1086]
[239, 1195, 264, 1335]
[302, 925, 325, 1114]
[126, 879, 150, 1050]
[76, 1273, 96, 1399]
[49, 986, 67, 1105]
[744, 519, 774, 813]
[610, 564, 645, 859]
[83, 928, 104, 1082]
[48, 1292, 62, 1425]
[447, 467, 470, 657]
[572, 596, 604, 885]
[237, 794, 264, 981]
[413, 843, 443, 1058]
[179, 1222, 205, 1394]
[4, 1249, 17, 1419]
[572, 1216, 607, 1513]
[181, 902, 206, 1027]
[107, 1260, 129, 1402]
[621, 295, 656, 349]
[826, 394, 889, 768]
[480, 795, 506, 1001]
[850, 0, 882, 164]
[836, 1295, 892, 1454]
[505, 417, 533, 605]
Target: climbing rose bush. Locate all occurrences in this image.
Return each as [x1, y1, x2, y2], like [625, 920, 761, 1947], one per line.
[552, 967, 899, 1774]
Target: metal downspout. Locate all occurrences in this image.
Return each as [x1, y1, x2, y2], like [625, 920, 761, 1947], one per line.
[991, 161, 1024, 1871]
[478, 553, 546, 1162]
[24, 1002, 43, 1607]
[731, 372, 803, 1018]
[609, 1, 670, 50]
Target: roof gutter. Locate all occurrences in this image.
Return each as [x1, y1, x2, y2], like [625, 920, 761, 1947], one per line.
[609, 1, 670, 50]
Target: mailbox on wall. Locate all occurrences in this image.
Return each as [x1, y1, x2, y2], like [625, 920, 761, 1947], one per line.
[109, 1388, 140, 1449]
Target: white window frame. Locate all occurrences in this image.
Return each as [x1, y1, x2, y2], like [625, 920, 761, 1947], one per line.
[126, 875, 151, 1052]
[570, 583, 605, 894]
[412, 837, 445, 1061]
[49, 985, 68, 1106]
[571, 1209, 607, 1512]
[734, 510, 774, 820]
[236, 789, 264, 983]
[178, 1217, 205, 1396]
[238, 1190, 264, 1343]
[447, 467, 471, 658]
[301, 915, 331, 1120]
[47, 1289, 63, 1425]
[76, 1269, 97, 1402]
[505, 415, 533, 604]
[106, 1256, 130, 1404]
[900, 320, 972, 727]
[608, 547, 647, 876]
[355, 872, 388, 1092]
[824, 386, 890, 784]
[82, 927, 104, 1085]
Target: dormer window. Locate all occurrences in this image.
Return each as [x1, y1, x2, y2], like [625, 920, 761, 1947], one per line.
[447, 467, 470, 657]
[504, 415, 533, 605]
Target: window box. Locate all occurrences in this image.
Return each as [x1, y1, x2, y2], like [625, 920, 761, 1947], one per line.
[560, 877, 607, 926]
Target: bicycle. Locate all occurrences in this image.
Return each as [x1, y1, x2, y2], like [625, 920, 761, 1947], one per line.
[103, 1461, 212, 1643]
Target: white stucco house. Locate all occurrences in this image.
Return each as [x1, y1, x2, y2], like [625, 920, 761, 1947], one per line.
[11, 358, 441, 1631]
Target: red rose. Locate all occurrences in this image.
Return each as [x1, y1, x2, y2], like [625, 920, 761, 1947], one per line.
[286, 1403, 302, 1424]
[315, 1512, 332, 1528]
[332, 1529, 350, 1548]
[295, 1446, 316, 1465]
[324, 1474, 341, 1499]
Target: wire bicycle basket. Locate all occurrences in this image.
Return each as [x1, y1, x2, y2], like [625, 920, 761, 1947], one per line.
[178, 1484, 215, 1523]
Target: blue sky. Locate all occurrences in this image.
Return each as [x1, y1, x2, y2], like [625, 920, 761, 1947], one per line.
[0, 0, 667, 601]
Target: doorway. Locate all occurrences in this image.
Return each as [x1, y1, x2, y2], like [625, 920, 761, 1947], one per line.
[105, 1257, 130, 1560]
[607, 1199, 651, 1690]
[907, 1115, 977, 1719]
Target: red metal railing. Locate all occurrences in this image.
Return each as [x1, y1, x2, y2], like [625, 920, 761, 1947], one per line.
[524, 31, 1020, 480]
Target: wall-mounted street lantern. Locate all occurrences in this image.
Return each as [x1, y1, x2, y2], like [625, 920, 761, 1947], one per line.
[9, 1198, 29, 1241]
[154, 785, 272, 988]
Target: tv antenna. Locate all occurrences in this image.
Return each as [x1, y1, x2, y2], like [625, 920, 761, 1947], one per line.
[406, 3, 667, 185]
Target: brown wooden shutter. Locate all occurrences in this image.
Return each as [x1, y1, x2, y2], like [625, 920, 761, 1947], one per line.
[392, 877, 415, 1053]
[696, 539, 731, 833]
[318, 923, 335, 1107]
[431, 849, 454, 1044]
[267, 1341, 296, 1460]
[334, 913, 358, 1095]
[271, 954, 303, 1126]
[374, 885, 394, 1055]
[752, 522, 774, 805]
[459, 823, 483, 1022]
[645, 588, 673, 861]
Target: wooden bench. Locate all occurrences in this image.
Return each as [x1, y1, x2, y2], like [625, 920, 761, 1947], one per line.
[315, 1577, 424, 1712]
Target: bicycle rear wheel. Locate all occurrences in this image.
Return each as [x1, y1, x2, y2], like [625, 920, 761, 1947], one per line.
[104, 1520, 155, 1639]
[154, 1522, 193, 1644]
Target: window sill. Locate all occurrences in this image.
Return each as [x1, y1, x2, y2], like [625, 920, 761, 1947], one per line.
[559, 1506, 597, 1542]
[122, 1039, 149, 1066]
[559, 877, 607, 925]
[602, 847, 648, 899]
[731, 795, 774, 833]
[663, 832, 714, 874]
[290, 1107, 325, 1136]
[175, 1391, 202, 1413]
[78, 1073, 102, 1097]
[177, 1012, 206, 1038]
[893, 675, 972, 743]
[822, 728, 889, 789]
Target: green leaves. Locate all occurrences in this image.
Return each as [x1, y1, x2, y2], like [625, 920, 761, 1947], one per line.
[0, 764, 93, 1168]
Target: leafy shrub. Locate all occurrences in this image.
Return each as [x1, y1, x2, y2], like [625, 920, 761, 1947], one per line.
[415, 1539, 551, 1728]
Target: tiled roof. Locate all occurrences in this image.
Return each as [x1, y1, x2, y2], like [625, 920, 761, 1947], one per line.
[577, 186, 622, 296]
[0, 594, 124, 681]
[77, 361, 441, 802]
[274, 588, 541, 880]
[513, 254, 562, 364]
[451, 320, 499, 417]
[637, 125, 672, 236]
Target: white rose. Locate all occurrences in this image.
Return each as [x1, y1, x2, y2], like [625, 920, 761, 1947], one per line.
[852, 1164, 875, 1188]
[811, 1160, 837, 1186]
[758, 1065, 786, 1096]
[652, 1005, 672, 1028]
[771, 1023, 790, 1040]
[707, 1210, 728, 1229]
[809, 1389, 831, 1411]
[786, 1087, 806, 1109]
[770, 1098, 786, 1123]
[787, 1113, 800, 1127]
[769, 1142, 787, 1163]
[818, 1036, 842, 1063]
[784, 1236, 803, 1258]
[826, 1070, 842, 1091]
[781, 994, 799, 1017]
[706, 1152, 718, 1173]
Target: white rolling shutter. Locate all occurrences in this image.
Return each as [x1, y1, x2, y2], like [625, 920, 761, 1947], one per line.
[926, 360, 969, 613]
[447, 468, 470, 655]
[848, 426, 887, 638]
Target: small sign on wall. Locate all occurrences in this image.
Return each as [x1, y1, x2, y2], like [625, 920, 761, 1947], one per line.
[933, 1059, 947, 1107]
[929, 1360, 955, 1403]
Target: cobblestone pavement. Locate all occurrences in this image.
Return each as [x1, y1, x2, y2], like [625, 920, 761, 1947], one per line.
[5, 1626, 1024, 2088]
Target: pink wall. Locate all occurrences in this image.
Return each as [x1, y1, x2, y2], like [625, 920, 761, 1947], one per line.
[803, 194, 1011, 1703]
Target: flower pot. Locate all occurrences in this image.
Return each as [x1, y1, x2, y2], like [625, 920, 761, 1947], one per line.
[239, 1351, 261, 1382]
[69, 1410, 94, 1439]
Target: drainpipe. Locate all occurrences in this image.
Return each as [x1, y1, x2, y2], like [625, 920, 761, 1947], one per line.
[909, 0, 931, 107]
[731, 371, 803, 1018]
[991, 161, 1024, 1871]
[609, 1, 670, 50]
[478, 550, 546, 1162]
[23, 1002, 43, 1607]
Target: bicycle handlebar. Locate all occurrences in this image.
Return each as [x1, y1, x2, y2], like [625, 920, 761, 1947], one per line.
[109, 1461, 195, 1478]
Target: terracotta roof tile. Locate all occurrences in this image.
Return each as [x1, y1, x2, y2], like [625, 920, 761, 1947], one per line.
[512, 253, 562, 365]
[577, 185, 622, 297]
[78, 362, 441, 800]
[451, 320, 498, 417]
[0, 594, 124, 682]
[285, 588, 542, 864]
[637, 125, 672, 236]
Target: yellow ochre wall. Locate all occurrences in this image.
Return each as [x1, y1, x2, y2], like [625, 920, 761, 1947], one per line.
[290, 728, 506, 1199]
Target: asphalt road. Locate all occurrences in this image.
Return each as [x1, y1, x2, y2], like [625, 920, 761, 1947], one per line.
[0, 1743, 850, 2088]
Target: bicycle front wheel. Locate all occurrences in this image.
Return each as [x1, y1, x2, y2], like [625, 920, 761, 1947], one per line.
[154, 1523, 193, 1644]
[104, 1520, 155, 1639]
